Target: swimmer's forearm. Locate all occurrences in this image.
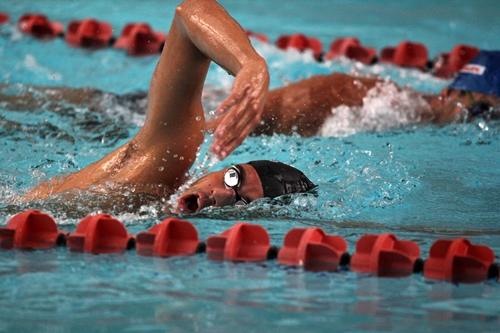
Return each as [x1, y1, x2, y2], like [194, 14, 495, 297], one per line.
[0, 84, 101, 110]
[176, 0, 264, 75]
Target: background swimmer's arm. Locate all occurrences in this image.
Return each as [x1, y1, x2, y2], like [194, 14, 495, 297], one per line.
[210, 73, 382, 136]
[143, 0, 269, 159]
[0, 84, 101, 110]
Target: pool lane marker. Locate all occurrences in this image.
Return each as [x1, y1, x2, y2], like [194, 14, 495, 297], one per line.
[278, 227, 349, 272]
[17, 13, 64, 39]
[1, 209, 499, 284]
[65, 18, 113, 49]
[5, 10, 480, 77]
[350, 233, 422, 277]
[324, 37, 377, 65]
[136, 217, 204, 257]
[206, 222, 277, 261]
[0, 12, 9, 25]
[275, 34, 323, 61]
[424, 238, 497, 284]
[113, 23, 166, 56]
[0, 210, 66, 250]
[67, 214, 135, 254]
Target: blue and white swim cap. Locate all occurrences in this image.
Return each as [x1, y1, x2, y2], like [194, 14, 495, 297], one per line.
[448, 50, 500, 97]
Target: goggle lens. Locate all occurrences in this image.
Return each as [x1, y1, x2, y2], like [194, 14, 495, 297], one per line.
[224, 167, 240, 188]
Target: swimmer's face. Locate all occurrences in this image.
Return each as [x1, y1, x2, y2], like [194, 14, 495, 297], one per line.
[176, 164, 264, 214]
[438, 88, 499, 116]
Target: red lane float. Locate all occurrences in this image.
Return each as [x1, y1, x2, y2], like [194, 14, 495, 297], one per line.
[0, 210, 66, 250]
[65, 18, 113, 48]
[424, 238, 495, 283]
[278, 227, 348, 271]
[0, 12, 9, 25]
[206, 222, 273, 261]
[67, 214, 133, 254]
[18, 14, 64, 39]
[325, 37, 377, 65]
[433, 44, 480, 78]
[114, 23, 165, 56]
[380, 41, 429, 70]
[246, 30, 269, 43]
[136, 218, 201, 257]
[350, 233, 421, 277]
[276, 34, 323, 60]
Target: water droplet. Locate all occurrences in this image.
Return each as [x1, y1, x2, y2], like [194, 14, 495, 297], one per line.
[179, 156, 184, 161]
[195, 116, 202, 121]
[158, 166, 165, 172]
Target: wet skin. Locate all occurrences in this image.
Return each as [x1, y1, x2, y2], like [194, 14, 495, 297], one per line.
[177, 163, 264, 213]
[24, 0, 269, 202]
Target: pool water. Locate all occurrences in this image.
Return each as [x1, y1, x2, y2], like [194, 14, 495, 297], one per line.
[1, 1, 500, 332]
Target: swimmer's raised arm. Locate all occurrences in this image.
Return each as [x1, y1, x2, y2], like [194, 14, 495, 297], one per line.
[144, 0, 269, 159]
[25, 0, 269, 203]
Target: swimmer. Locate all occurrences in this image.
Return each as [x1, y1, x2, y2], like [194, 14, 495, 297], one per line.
[176, 160, 316, 214]
[3, 38, 499, 136]
[2, 1, 499, 211]
[17, 0, 316, 211]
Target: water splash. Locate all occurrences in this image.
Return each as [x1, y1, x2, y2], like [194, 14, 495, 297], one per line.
[319, 81, 432, 137]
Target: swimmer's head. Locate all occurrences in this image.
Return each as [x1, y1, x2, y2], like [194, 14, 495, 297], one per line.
[176, 160, 316, 214]
[430, 50, 500, 120]
[432, 88, 499, 120]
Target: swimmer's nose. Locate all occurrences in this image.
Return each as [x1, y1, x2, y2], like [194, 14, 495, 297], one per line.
[211, 188, 237, 207]
[177, 191, 214, 214]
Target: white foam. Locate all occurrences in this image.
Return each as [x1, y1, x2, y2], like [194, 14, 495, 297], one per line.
[319, 81, 432, 137]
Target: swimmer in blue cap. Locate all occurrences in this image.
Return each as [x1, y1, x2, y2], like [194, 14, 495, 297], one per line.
[11, 0, 497, 211]
[434, 50, 500, 118]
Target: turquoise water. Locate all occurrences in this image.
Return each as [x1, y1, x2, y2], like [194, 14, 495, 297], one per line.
[1, 1, 500, 332]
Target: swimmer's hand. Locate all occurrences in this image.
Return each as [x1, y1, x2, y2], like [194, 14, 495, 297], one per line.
[210, 59, 269, 159]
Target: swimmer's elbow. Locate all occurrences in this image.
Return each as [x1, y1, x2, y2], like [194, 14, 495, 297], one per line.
[176, 0, 213, 18]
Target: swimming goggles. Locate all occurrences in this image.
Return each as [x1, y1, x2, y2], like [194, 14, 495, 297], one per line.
[223, 165, 249, 205]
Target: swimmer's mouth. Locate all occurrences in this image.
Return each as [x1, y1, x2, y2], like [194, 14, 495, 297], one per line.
[177, 192, 214, 214]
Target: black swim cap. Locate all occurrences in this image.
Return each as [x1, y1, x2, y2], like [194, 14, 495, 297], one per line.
[247, 160, 316, 198]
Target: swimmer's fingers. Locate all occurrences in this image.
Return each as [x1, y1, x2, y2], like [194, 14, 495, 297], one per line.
[212, 97, 252, 155]
[213, 92, 264, 157]
[217, 115, 260, 158]
[217, 91, 260, 141]
[215, 86, 248, 116]
[215, 88, 253, 135]
[211, 60, 269, 158]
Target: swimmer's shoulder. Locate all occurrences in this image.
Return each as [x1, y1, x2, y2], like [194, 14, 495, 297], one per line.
[324, 72, 381, 86]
